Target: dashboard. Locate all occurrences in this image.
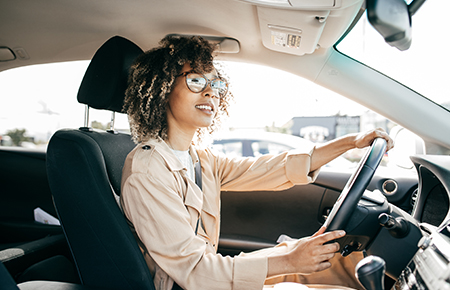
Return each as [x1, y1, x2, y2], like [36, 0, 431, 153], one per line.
[393, 155, 450, 289]
[411, 155, 450, 227]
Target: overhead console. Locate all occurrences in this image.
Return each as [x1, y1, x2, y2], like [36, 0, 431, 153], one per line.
[238, 0, 364, 55]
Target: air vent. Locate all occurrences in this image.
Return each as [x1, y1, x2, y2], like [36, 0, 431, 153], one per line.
[411, 188, 418, 208]
[382, 179, 398, 195]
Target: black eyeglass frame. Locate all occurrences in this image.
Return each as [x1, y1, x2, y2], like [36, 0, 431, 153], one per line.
[177, 70, 229, 98]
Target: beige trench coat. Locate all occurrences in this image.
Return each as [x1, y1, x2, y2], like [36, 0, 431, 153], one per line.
[121, 137, 323, 290]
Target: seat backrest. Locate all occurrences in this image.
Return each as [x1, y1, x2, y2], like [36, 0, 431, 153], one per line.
[47, 36, 155, 290]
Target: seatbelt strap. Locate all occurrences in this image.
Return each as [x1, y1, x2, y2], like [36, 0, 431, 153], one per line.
[194, 159, 203, 235]
[171, 158, 203, 290]
[194, 159, 202, 191]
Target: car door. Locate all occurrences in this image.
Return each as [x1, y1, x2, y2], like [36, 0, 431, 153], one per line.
[0, 147, 62, 250]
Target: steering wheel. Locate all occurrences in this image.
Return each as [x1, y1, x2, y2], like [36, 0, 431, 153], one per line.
[324, 138, 387, 232]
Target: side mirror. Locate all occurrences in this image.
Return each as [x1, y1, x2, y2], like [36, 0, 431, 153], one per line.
[389, 126, 425, 169]
[366, 0, 426, 51]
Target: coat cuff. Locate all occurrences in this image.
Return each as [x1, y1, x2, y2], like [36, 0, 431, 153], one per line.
[285, 146, 319, 185]
[233, 255, 267, 290]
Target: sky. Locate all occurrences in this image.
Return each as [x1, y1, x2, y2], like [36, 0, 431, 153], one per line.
[1, 0, 449, 143]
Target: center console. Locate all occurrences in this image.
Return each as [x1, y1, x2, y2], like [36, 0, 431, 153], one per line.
[393, 221, 450, 290]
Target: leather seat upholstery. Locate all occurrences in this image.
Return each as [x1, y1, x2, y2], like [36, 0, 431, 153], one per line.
[47, 36, 155, 290]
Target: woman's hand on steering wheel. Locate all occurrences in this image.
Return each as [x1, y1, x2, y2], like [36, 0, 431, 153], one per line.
[354, 128, 394, 151]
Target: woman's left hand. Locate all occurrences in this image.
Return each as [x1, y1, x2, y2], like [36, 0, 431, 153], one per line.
[310, 128, 394, 172]
[354, 128, 394, 151]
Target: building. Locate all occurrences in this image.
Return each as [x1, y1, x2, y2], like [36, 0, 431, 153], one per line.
[284, 112, 393, 143]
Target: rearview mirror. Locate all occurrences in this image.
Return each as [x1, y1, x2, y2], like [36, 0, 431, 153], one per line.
[367, 0, 426, 51]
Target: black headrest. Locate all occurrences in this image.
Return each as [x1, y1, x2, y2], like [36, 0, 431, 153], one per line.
[77, 36, 143, 112]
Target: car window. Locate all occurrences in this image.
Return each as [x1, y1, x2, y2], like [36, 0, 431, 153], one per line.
[0, 56, 395, 170]
[216, 61, 394, 168]
[0, 60, 129, 149]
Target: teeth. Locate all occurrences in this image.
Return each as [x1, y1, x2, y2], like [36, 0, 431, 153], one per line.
[196, 105, 213, 111]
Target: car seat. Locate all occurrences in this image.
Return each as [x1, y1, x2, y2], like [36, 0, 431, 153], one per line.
[46, 36, 155, 290]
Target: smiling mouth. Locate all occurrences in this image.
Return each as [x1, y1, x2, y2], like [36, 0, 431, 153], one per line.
[195, 105, 214, 113]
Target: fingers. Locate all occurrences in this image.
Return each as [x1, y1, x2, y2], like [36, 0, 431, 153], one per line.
[309, 239, 340, 272]
[314, 230, 346, 245]
[287, 231, 344, 275]
[373, 128, 394, 151]
[324, 242, 340, 253]
[316, 260, 333, 272]
[314, 230, 344, 256]
[356, 128, 394, 151]
[306, 230, 343, 258]
[312, 226, 326, 237]
[311, 232, 342, 271]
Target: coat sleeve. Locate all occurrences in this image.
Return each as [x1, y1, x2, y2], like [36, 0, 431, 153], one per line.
[121, 168, 268, 290]
[206, 145, 319, 192]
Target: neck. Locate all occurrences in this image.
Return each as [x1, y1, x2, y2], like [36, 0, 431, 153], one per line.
[166, 128, 194, 151]
[166, 105, 200, 151]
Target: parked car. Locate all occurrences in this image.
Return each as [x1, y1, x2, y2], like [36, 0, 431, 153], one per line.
[1, 0, 449, 289]
[212, 131, 314, 158]
[211, 130, 356, 168]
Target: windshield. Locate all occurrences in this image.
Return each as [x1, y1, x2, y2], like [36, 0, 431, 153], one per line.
[337, 0, 450, 112]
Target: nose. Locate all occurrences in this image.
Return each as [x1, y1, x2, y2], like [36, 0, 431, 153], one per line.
[203, 83, 220, 99]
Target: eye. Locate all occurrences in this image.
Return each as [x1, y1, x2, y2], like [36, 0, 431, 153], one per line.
[186, 74, 206, 92]
[211, 80, 226, 89]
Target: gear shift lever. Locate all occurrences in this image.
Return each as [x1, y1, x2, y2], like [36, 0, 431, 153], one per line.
[355, 255, 385, 290]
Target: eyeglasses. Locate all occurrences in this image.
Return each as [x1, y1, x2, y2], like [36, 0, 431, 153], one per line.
[177, 70, 228, 98]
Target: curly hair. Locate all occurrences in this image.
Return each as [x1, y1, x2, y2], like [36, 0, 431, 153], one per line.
[124, 35, 233, 144]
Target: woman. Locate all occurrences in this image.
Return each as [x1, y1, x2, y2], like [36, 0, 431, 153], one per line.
[121, 36, 393, 290]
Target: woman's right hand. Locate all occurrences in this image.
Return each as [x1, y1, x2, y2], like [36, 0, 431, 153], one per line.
[267, 228, 346, 277]
[287, 228, 345, 274]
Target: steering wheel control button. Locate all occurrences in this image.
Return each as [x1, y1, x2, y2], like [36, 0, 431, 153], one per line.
[382, 179, 398, 195]
[341, 243, 360, 257]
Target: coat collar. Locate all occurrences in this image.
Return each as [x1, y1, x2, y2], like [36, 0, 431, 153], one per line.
[142, 137, 199, 172]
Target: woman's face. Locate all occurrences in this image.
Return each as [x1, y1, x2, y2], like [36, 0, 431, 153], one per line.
[166, 63, 220, 134]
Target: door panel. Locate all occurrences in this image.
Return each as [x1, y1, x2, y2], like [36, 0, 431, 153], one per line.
[0, 148, 62, 247]
[218, 167, 418, 255]
[219, 183, 327, 256]
[315, 169, 418, 213]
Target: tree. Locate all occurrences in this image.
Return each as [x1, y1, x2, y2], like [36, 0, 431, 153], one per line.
[265, 122, 290, 134]
[5, 129, 32, 146]
[91, 121, 111, 130]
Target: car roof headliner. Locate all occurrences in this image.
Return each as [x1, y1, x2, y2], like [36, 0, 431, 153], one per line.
[0, 0, 363, 79]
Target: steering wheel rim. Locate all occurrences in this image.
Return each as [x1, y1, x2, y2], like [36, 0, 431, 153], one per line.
[324, 138, 387, 232]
